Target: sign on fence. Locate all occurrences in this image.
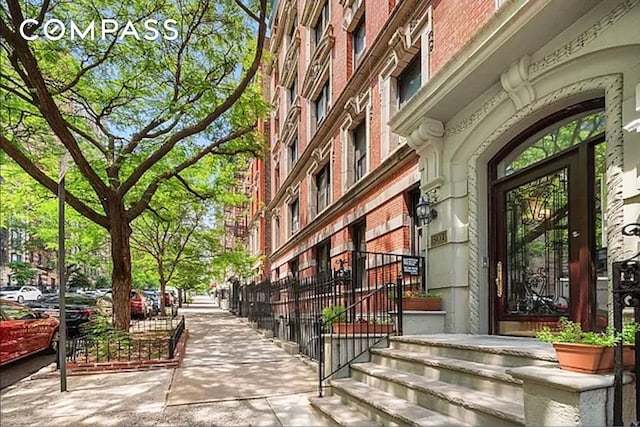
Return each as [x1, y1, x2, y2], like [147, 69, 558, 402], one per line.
[402, 256, 421, 276]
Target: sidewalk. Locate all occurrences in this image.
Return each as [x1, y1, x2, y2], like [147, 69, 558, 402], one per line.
[0, 296, 329, 427]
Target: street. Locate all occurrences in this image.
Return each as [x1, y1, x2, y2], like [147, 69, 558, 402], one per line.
[0, 353, 55, 390]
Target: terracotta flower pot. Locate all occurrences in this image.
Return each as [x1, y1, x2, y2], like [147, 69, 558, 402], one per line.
[624, 345, 635, 369]
[332, 322, 395, 334]
[552, 342, 614, 374]
[402, 297, 441, 311]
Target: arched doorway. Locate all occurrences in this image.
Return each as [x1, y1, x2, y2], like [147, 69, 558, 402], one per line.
[489, 98, 607, 335]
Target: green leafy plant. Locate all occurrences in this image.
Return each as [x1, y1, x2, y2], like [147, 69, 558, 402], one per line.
[79, 315, 133, 360]
[622, 322, 639, 345]
[536, 317, 620, 346]
[402, 291, 441, 299]
[321, 305, 346, 324]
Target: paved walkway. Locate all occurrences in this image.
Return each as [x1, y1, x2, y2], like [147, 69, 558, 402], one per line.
[0, 296, 328, 426]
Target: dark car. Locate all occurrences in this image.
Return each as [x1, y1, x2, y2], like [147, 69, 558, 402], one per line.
[27, 294, 99, 337]
[1, 299, 59, 365]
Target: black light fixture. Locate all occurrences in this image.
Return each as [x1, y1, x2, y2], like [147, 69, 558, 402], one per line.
[416, 195, 437, 225]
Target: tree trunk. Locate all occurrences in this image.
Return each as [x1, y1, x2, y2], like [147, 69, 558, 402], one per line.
[159, 271, 167, 317]
[110, 212, 133, 331]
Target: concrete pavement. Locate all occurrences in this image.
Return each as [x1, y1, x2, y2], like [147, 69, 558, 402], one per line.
[0, 296, 329, 426]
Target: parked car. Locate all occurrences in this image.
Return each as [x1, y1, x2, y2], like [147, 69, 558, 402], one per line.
[97, 289, 153, 319]
[143, 290, 160, 316]
[160, 291, 177, 317]
[27, 294, 99, 337]
[0, 299, 59, 366]
[0, 286, 43, 303]
[131, 289, 153, 319]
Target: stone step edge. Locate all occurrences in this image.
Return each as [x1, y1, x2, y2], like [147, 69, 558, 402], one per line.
[352, 362, 525, 426]
[309, 395, 381, 427]
[389, 336, 558, 363]
[371, 347, 524, 385]
[331, 378, 471, 427]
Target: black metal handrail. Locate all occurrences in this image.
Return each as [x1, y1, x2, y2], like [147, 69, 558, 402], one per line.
[613, 223, 640, 426]
[317, 278, 402, 397]
[168, 315, 186, 359]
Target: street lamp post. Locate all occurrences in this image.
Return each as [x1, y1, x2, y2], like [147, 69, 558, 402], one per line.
[58, 153, 69, 392]
[416, 193, 438, 292]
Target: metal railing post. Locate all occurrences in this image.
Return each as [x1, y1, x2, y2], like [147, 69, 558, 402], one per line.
[396, 276, 403, 336]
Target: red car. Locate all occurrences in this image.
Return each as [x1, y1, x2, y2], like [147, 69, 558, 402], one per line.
[0, 299, 60, 366]
[130, 289, 152, 319]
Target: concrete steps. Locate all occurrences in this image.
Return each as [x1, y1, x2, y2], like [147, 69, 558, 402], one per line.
[309, 335, 557, 426]
[330, 378, 471, 426]
[389, 335, 557, 367]
[351, 362, 524, 426]
[309, 395, 382, 427]
[370, 348, 523, 401]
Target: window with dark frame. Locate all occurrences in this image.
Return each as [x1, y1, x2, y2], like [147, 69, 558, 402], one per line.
[289, 197, 300, 234]
[353, 122, 367, 182]
[398, 53, 422, 106]
[316, 240, 331, 275]
[274, 217, 280, 248]
[314, 2, 329, 46]
[316, 164, 330, 213]
[352, 14, 366, 68]
[289, 137, 298, 168]
[274, 163, 280, 190]
[288, 257, 299, 278]
[288, 14, 298, 40]
[314, 82, 330, 124]
[288, 74, 297, 106]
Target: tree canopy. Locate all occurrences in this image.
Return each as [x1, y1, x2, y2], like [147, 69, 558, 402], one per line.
[0, 0, 268, 330]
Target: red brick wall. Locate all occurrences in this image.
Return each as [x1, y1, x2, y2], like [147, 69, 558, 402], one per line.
[431, 0, 495, 74]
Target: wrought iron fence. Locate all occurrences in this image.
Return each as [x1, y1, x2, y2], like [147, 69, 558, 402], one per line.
[318, 279, 401, 397]
[613, 223, 640, 426]
[64, 315, 186, 364]
[235, 250, 425, 363]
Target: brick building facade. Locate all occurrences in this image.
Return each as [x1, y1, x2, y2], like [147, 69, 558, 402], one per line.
[258, 0, 640, 335]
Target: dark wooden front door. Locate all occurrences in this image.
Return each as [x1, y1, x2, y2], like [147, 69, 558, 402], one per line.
[489, 102, 606, 335]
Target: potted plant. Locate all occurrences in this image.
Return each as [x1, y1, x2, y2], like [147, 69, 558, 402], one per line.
[536, 317, 619, 374]
[401, 290, 442, 311]
[622, 322, 639, 369]
[321, 305, 346, 332]
[331, 317, 395, 334]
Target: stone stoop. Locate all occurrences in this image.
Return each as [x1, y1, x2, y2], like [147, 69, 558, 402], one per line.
[309, 334, 559, 426]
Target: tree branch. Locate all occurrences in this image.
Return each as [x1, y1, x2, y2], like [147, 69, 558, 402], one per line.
[119, 0, 268, 197]
[233, 0, 259, 22]
[2, 1, 110, 201]
[1, 133, 109, 228]
[125, 125, 255, 221]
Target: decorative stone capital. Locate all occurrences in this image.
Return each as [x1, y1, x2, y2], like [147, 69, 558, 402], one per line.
[407, 118, 444, 154]
[500, 56, 536, 110]
[407, 118, 445, 191]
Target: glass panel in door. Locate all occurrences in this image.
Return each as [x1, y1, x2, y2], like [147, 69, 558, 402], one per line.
[500, 167, 570, 331]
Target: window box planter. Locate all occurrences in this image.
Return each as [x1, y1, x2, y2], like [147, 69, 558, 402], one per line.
[402, 297, 441, 311]
[552, 342, 614, 374]
[332, 321, 394, 335]
[624, 344, 635, 369]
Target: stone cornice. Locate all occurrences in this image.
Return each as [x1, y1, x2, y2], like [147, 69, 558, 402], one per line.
[266, 0, 422, 213]
[281, 30, 301, 87]
[301, 25, 334, 98]
[270, 0, 297, 56]
[301, 0, 326, 27]
[281, 97, 301, 144]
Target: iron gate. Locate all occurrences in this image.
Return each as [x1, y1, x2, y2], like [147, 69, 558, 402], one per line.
[613, 223, 640, 426]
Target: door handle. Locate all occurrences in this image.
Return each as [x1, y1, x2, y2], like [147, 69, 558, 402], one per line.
[496, 261, 503, 298]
